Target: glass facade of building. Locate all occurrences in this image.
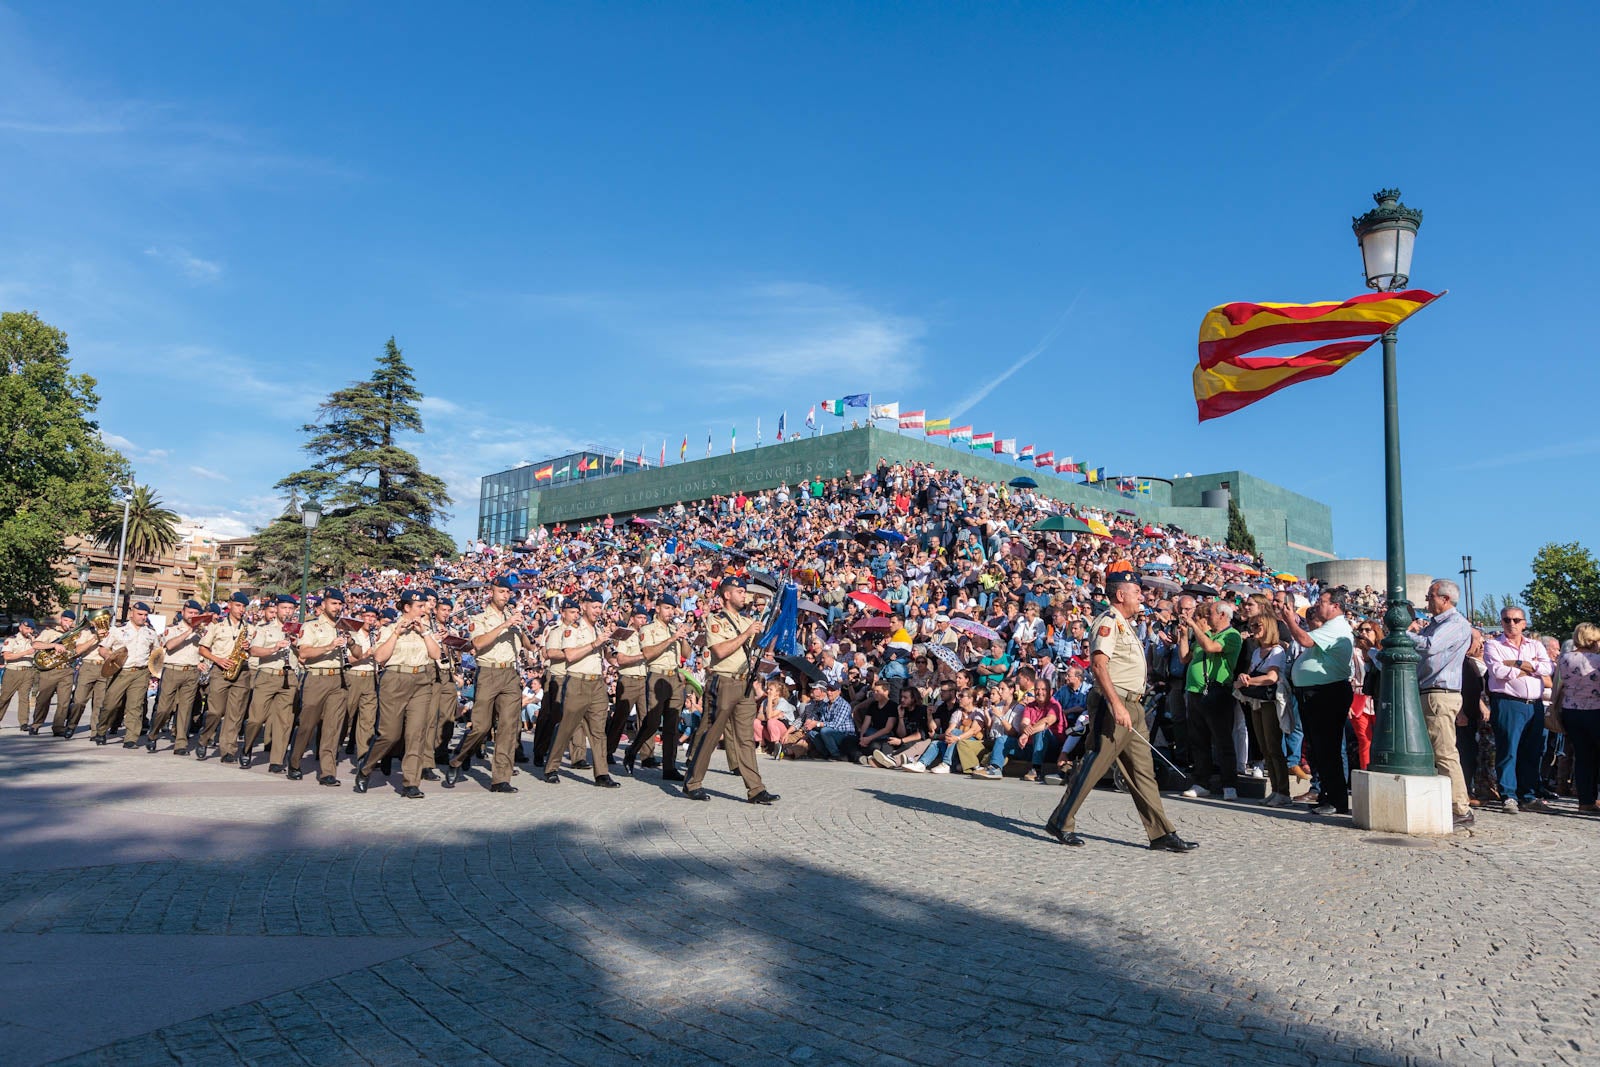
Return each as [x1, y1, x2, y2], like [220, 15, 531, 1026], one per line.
[478, 449, 648, 543]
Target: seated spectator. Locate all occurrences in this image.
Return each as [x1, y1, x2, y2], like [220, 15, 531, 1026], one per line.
[976, 667, 1061, 781]
[756, 678, 795, 758]
[854, 680, 900, 765]
[787, 679, 859, 760]
[872, 686, 932, 768]
[901, 689, 984, 774]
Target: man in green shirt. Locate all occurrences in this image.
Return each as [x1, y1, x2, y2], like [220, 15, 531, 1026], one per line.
[1178, 599, 1243, 800]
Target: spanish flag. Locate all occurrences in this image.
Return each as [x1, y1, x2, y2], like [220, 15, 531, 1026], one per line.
[1193, 290, 1441, 422]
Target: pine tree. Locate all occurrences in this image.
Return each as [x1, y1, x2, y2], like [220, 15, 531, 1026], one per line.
[1225, 498, 1258, 558]
[244, 338, 454, 584]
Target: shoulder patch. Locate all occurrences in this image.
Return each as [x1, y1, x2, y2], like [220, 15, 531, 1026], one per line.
[1098, 625, 1112, 638]
[562, 628, 572, 638]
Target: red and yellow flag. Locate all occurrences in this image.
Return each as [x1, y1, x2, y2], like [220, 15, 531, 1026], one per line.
[1193, 290, 1440, 421]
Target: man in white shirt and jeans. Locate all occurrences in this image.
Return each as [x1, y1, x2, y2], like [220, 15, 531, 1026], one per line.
[1483, 607, 1553, 813]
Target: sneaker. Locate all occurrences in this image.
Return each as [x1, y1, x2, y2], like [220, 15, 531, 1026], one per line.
[1180, 785, 1212, 799]
[900, 761, 927, 773]
[1523, 797, 1548, 812]
[869, 750, 898, 769]
[1021, 769, 1039, 782]
[1222, 788, 1238, 801]
[1263, 792, 1293, 808]
[1502, 798, 1520, 815]
[975, 766, 1002, 780]
[1311, 804, 1337, 815]
[1248, 764, 1267, 779]
[929, 764, 950, 775]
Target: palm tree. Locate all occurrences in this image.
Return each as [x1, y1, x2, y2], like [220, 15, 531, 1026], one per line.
[95, 484, 180, 562]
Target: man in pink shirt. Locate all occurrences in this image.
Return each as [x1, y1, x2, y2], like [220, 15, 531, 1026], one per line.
[1482, 607, 1553, 813]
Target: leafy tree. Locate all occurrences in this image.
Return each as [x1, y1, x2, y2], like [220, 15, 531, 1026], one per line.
[1225, 498, 1258, 558]
[1521, 542, 1600, 639]
[94, 485, 179, 563]
[0, 310, 129, 616]
[1470, 593, 1522, 630]
[244, 338, 454, 585]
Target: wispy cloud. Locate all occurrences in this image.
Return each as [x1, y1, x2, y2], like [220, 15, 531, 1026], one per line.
[1450, 437, 1600, 472]
[189, 465, 228, 482]
[945, 291, 1084, 420]
[145, 246, 223, 283]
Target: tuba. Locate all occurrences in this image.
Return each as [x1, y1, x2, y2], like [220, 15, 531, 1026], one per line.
[34, 608, 112, 670]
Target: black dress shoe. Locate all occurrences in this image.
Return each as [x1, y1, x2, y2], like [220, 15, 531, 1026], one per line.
[513, 747, 529, 763]
[595, 776, 621, 789]
[622, 754, 635, 775]
[92, 735, 107, 746]
[318, 776, 342, 787]
[1045, 825, 1085, 847]
[239, 752, 254, 769]
[683, 788, 711, 801]
[543, 772, 561, 784]
[1149, 833, 1198, 853]
[285, 768, 304, 781]
[421, 768, 439, 781]
[195, 746, 208, 760]
[380, 760, 394, 776]
[220, 752, 236, 764]
[747, 791, 780, 805]
[661, 769, 685, 782]
[441, 766, 459, 788]
[122, 741, 138, 749]
[641, 756, 661, 769]
[572, 759, 593, 770]
[173, 748, 188, 756]
[402, 786, 424, 799]
[353, 773, 370, 794]
[268, 763, 284, 774]
[490, 782, 519, 793]
[146, 739, 156, 752]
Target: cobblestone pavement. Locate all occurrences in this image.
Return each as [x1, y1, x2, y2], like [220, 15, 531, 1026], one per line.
[0, 731, 1594, 1066]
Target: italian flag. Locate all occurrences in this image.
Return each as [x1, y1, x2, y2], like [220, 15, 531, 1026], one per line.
[820, 399, 845, 416]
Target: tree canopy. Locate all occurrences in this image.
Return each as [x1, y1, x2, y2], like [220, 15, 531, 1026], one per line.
[94, 485, 180, 563]
[1521, 541, 1600, 640]
[0, 310, 129, 616]
[1225, 498, 1258, 558]
[244, 338, 454, 587]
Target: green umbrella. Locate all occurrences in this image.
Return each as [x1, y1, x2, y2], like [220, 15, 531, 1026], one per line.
[1030, 514, 1092, 534]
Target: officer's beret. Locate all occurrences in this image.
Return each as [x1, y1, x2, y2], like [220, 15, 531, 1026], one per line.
[360, 604, 379, 614]
[381, 607, 399, 620]
[561, 597, 579, 611]
[630, 603, 649, 617]
[184, 599, 203, 611]
[321, 588, 345, 602]
[132, 602, 151, 612]
[490, 575, 516, 589]
[658, 594, 679, 607]
[60, 610, 76, 621]
[419, 587, 438, 600]
[437, 596, 454, 607]
[718, 576, 748, 593]
[581, 589, 605, 604]
[206, 603, 221, 615]
[21, 617, 36, 628]
[398, 590, 421, 605]
[1105, 571, 1140, 589]
[276, 594, 298, 606]
[230, 592, 251, 605]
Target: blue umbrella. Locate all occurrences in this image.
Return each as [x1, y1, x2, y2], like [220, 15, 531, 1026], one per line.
[692, 538, 722, 552]
[874, 529, 907, 544]
[1008, 476, 1038, 489]
[1140, 562, 1174, 572]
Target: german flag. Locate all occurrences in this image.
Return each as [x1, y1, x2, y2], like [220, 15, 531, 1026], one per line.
[1193, 290, 1441, 422]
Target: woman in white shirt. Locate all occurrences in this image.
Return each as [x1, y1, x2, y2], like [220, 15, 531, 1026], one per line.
[1235, 615, 1292, 807]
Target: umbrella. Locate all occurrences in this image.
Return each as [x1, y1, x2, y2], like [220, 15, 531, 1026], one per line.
[1142, 525, 1166, 538]
[850, 617, 893, 633]
[1085, 518, 1112, 538]
[1182, 583, 1220, 598]
[1111, 535, 1131, 546]
[775, 653, 827, 686]
[948, 617, 1001, 642]
[1117, 508, 1136, 516]
[1223, 582, 1256, 596]
[691, 538, 722, 552]
[1274, 573, 1300, 582]
[630, 517, 660, 526]
[919, 642, 965, 673]
[798, 598, 827, 616]
[820, 529, 854, 541]
[873, 529, 907, 544]
[852, 531, 880, 547]
[1140, 562, 1174, 572]
[1008, 476, 1038, 489]
[848, 591, 891, 614]
[1140, 575, 1181, 595]
[855, 508, 882, 518]
[459, 580, 484, 589]
[1031, 515, 1092, 534]
[1218, 562, 1248, 574]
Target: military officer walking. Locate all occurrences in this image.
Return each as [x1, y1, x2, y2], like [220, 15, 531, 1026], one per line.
[29, 610, 90, 734]
[342, 606, 382, 766]
[290, 588, 350, 784]
[1, 620, 39, 730]
[604, 604, 651, 768]
[354, 590, 442, 798]
[59, 623, 107, 739]
[445, 575, 524, 792]
[146, 600, 207, 753]
[542, 590, 620, 787]
[1045, 571, 1196, 852]
[196, 592, 252, 760]
[682, 577, 778, 804]
[624, 594, 693, 780]
[240, 595, 297, 770]
[531, 598, 578, 768]
[93, 603, 159, 747]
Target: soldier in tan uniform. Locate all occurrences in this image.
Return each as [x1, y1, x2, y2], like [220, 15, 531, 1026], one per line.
[425, 594, 461, 780]
[145, 600, 207, 753]
[354, 590, 441, 798]
[604, 604, 651, 770]
[58, 621, 107, 738]
[445, 575, 524, 792]
[531, 599, 581, 768]
[29, 610, 92, 734]
[196, 592, 253, 761]
[290, 588, 350, 784]
[623, 594, 694, 780]
[682, 577, 778, 804]
[241, 595, 297, 770]
[1, 619, 39, 731]
[542, 590, 620, 787]
[341, 606, 382, 766]
[1044, 571, 1196, 853]
[94, 603, 159, 747]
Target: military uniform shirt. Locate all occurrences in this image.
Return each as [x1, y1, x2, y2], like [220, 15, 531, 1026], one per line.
[545, 625, 569, 679]
[472, 606, 520, 668]
[560, 620, 603, 676]
[201, 617, 247, 667]
[249, 619, 291, 673]
[346, 626, 378, 672]
[105, 622, 159, 670]
[3, 634, 36, 663]
[1089, 609, 1147, 694]
[615, 630, 647, 677]
[706, 610, 754, 677]
[297, 616, 343, 669]
[382, 621, 434, 668]
[638, 619, 682, 674]
[163, 619, 206, 667]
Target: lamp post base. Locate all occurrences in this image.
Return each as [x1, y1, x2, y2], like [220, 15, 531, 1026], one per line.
[1351, 769, 1453, 835]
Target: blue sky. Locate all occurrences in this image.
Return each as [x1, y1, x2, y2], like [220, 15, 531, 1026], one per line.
[2, 2, 1595, 604]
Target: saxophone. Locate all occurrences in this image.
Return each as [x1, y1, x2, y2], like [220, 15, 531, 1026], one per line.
[223, 623, 254, 681]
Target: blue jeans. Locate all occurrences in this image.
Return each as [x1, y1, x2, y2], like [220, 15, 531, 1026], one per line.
[988, 731, 1054, 769]
[1490, 695, 1543, 803]
[920, 740, 958, 768]
[1281, 688, 1304, 766]
[814, 728, 856, 760]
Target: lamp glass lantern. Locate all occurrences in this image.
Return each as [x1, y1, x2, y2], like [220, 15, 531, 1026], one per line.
[1352, 188, 1422, 292]
[301, 502, 322, 530]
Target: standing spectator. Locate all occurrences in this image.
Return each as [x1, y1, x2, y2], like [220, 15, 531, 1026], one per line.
[1483, 607, 1553, 813]
[1179, 599, 1243, 801]
[1553, 623, 1600, 813]
[1234, 614, 1291, 807]
[1409, 580, 1473, 827]
[1281, 592, 1356, 816]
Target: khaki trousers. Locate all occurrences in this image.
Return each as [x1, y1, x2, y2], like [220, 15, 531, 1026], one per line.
[452, 665, 521, 785]
[198, 670, 251, 751]
[628, 673, 686, 765]
[58, 668, 106, 735]
[605, 675, 648, 760]
[31, 667, 72, 730]
[1422, 690, 1471, 816]
[243, 669, 294, 764]
[683, 674, 768, 799]
[98, 668, 150, 739]
[1047, 687, 1176, 842]
[295, 673, 349, 777]
[1, 667, 38, 730]
[344, 672, 378, 759]
[147, 666, 202, 751]
[360, 670, 432, 787]
[544, 675, 610, 781]
[429, 677, 456, 770]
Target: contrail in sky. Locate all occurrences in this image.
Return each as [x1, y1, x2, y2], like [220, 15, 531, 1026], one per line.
[945, 290, 1084, 420]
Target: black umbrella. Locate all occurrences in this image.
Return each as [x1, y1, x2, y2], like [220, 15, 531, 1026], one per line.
[1008, 476, 1038, 488]
[820, 529, 854, 541]
[775, 653, 827, 685]
[1182, 583, 1219, 598]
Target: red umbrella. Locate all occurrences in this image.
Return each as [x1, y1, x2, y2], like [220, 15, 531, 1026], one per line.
[848, 590, 891, 614]
[850, 617, 894, 632]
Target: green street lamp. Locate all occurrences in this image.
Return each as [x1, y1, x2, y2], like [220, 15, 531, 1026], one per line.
[299, 501, 321, 624]
[75, 557, 91, 615]
[1353, 188, 1435, 776]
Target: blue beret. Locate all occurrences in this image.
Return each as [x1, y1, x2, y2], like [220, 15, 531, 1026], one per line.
[1105, 571, 1140, 589]
[717, 576, 747, 592]
[490, 575, 516, 588]
[398, 590, 420, 605]
[230, 592, 251, 605]
[60, 610, 76, 620]
[132, 602, 151, 612]
[561, 598, 580, 611]
[658, 594, 679, 607]
[630, 603, 649, 617]
[206, 603, 222, 615]
[381, 607, 398, 621]
[581, 589, 605, 604]
[21, 617, 37, 628]
[420, 587, 438, 600]
[437, 596, 454, 607]
[276, 594, 298, 606]
[184, 599, 203, 611]
[321, 588, 345, 602]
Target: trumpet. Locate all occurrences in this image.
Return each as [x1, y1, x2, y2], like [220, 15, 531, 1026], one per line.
[34, 608, 112, 670]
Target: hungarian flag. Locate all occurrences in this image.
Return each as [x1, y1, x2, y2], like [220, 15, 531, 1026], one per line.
[1193, 289, 1442, 421]
[534, 464, 554, 481]
[972, 432, 994, 450]
[1018, 444, 1034, 460]
[1034, 450, 1054, 468]
[899, 410, 925, 430]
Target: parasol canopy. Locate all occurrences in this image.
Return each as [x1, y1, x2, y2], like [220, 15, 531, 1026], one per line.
[1031, 515, 1092, 535]
[848, 591, 892, 614]
[1008, 476, 1038, 488]
[948, 617, 1002, 642]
